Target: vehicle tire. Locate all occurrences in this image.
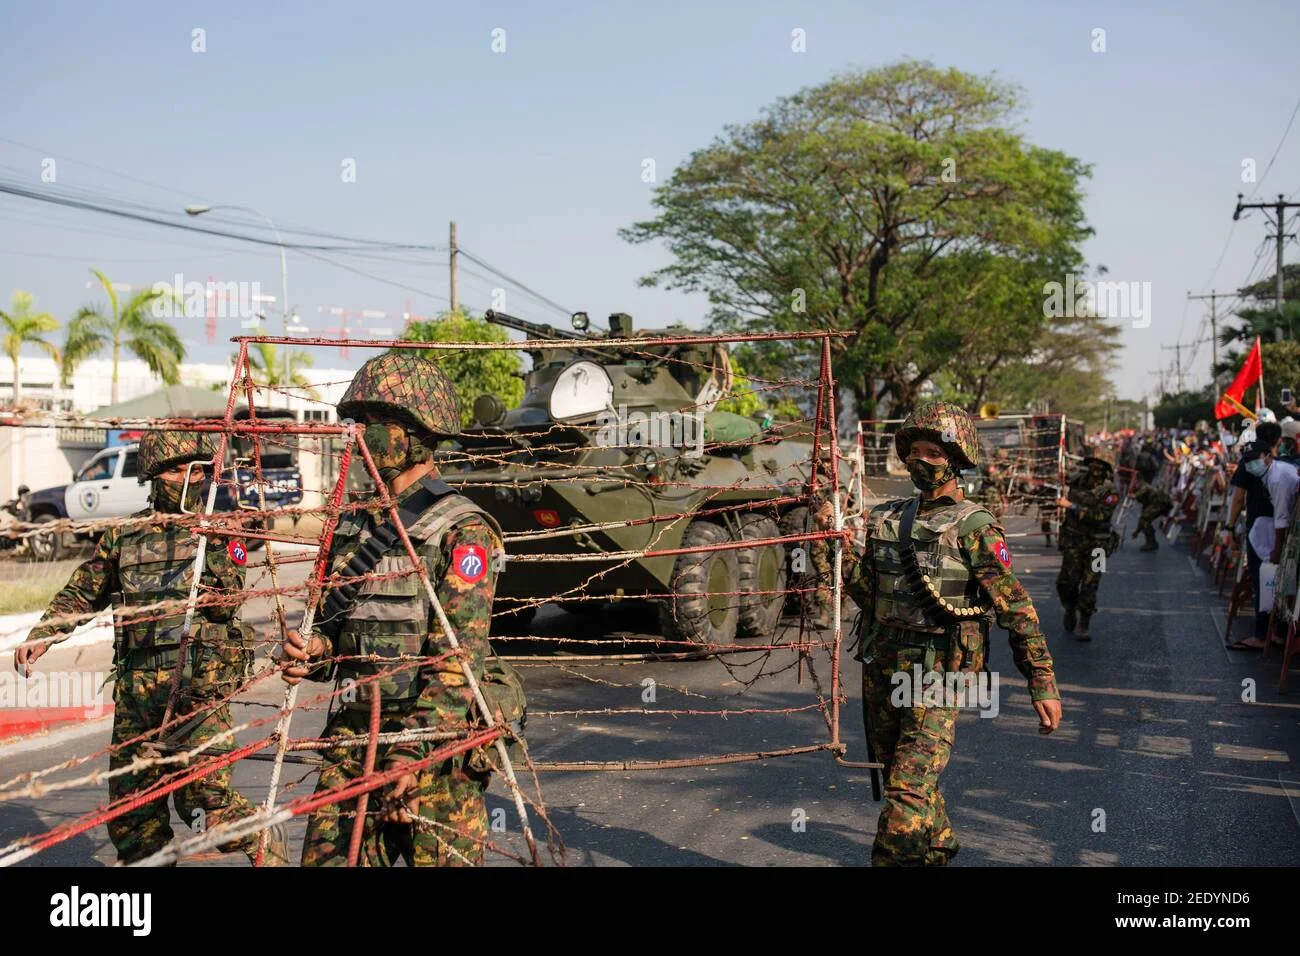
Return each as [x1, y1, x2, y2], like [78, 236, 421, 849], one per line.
[29, 513, 63, 562]
[735, 513, 787, 639]
[779, 506, 813, 614]
[658, 520, 739, 647]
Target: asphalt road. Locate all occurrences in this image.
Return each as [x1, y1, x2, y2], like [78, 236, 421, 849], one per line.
[2, 510, 1298, 867]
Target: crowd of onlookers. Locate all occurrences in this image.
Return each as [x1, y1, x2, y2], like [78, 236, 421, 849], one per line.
[1089, 413, 1300, 653]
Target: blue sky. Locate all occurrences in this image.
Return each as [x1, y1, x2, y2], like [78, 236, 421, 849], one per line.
[1, 0, 1297, 403]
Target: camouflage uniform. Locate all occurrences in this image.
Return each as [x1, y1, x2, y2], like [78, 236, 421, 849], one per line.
[976, 465, 1005, 519]
[1132, 480, 1172, 550]
[299, 351, 505, 867]
[25, 431, 280, 864]
[806, 491, 835, 629]
[1055, 457, 1120, 638]
[844, 403, 1059, 866]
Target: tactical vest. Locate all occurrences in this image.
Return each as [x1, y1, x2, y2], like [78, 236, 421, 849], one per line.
[332, 492, 501, 709]
[116, 518, 227, 651]
[1062, 481, 1119, 538]
[870, 498, 994, 636]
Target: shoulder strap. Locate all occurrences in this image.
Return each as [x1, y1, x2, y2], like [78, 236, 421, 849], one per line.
[316, 478, 457, 638]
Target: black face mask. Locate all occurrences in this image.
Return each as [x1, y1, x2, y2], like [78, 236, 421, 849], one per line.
[906, 457, 957, 492]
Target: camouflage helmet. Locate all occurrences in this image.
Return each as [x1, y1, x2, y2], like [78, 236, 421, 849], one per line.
[137, 429, 216, 482]
[1082, 446, 1116, 473]
[895, 401, 980, 469]
[337, 351, 460, 439]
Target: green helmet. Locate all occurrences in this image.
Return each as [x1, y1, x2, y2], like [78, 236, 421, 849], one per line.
[137, 429, 216, 482]
[1082, 446, 1115, 473]
[895, 401, 980, 470]
[337, 351, 460, 439]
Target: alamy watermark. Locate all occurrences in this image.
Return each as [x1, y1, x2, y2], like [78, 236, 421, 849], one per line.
[1, 670, 109, 718]
[149, 274, 264, 321]
[890, 665, 1000, 718]
[1042, 273, 1151, 328]
[595, 404, 705, 458]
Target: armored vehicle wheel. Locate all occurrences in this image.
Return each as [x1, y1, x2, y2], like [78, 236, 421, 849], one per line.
[658, 520, 739, 647]
[29, 514, 64, 562]
[779, 506, 812, 613]
[735, 513, 786, 639]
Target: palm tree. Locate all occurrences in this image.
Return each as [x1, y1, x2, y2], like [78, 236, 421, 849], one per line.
[63, 269, 186, 404]
[235, 340, 319, 400]
[0, 291, 60, 405]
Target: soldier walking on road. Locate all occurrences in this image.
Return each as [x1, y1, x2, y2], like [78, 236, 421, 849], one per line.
[1131, 458, 1172, 551]
[15, 430, 289, 865]
[843, 402, 1062, 866]
[1055, 449, 1121, 640]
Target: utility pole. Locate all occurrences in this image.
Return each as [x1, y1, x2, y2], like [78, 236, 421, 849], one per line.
[449, 220, 458, 313]
[1187, 289, 1223, 383]
[1160, 343, 1184, 393]
[1234, 193, 1298, 329]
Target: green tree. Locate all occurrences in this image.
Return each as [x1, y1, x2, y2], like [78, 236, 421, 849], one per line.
[64, 269, 186, 403]
[714, 356, 802, 421]
[942, 308, 1123, 423]
[620, 60, 1093, 419]
[1153, 387, 1216, 429]
[402, 308, 524, 425]
[0, 291, 60, 405]
[234, 340, 319, 400]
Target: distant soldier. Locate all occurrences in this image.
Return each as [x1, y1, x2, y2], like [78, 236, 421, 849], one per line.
[976, 461, 1005, 519]
[15, 430, 289, 865]
[1055, 450, 1120, 640]
[1131, 459, 1172, 551]
[843, 402, 1061, 866]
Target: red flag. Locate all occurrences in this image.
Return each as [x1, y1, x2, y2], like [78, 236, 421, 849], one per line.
[1215, 337, 1263, 420]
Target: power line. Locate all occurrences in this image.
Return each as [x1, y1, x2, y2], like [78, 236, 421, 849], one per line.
[457, 245, 572, 317]
[0, 179, 435, 252]
[1243, 92, 1300, 203]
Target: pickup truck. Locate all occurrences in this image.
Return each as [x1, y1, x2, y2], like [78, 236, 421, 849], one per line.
[21, 437, 305, 560]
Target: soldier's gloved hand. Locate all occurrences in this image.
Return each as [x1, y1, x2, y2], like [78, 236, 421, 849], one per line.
[383, 760, 421, 824]
[13, 638, 50, 677]
[279, 629, 324, 685]
[1034, 698, 1062, 735]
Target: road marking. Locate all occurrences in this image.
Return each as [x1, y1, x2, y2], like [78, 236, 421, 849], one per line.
[1207, 607, 1236, 665]
[1279, 774, 1300, 833]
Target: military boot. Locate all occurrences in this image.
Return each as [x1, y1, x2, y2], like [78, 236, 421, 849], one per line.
[254, 823, 292, 867]
[1075, 613, 1092, 641]
[1062, 605, 1076, 634]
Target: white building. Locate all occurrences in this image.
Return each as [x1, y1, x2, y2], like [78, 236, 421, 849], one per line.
[1, 356, 355, 505]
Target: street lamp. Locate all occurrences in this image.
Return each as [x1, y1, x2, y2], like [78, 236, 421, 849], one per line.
[185, 203, 292, 408]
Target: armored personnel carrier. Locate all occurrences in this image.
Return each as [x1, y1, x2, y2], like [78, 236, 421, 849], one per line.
[441, 310, 856, 647]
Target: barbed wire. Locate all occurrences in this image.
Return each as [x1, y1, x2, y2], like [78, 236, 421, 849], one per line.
[0, 329, 864, 867]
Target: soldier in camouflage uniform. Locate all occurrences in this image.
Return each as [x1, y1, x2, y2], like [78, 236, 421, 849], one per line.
[14, 430, 289, 865]
[843, 402, 1062, 866]
[1055, 450, 1121, 640]
[1131, 460, 1172, 551]
[281, 351, 506, 866]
